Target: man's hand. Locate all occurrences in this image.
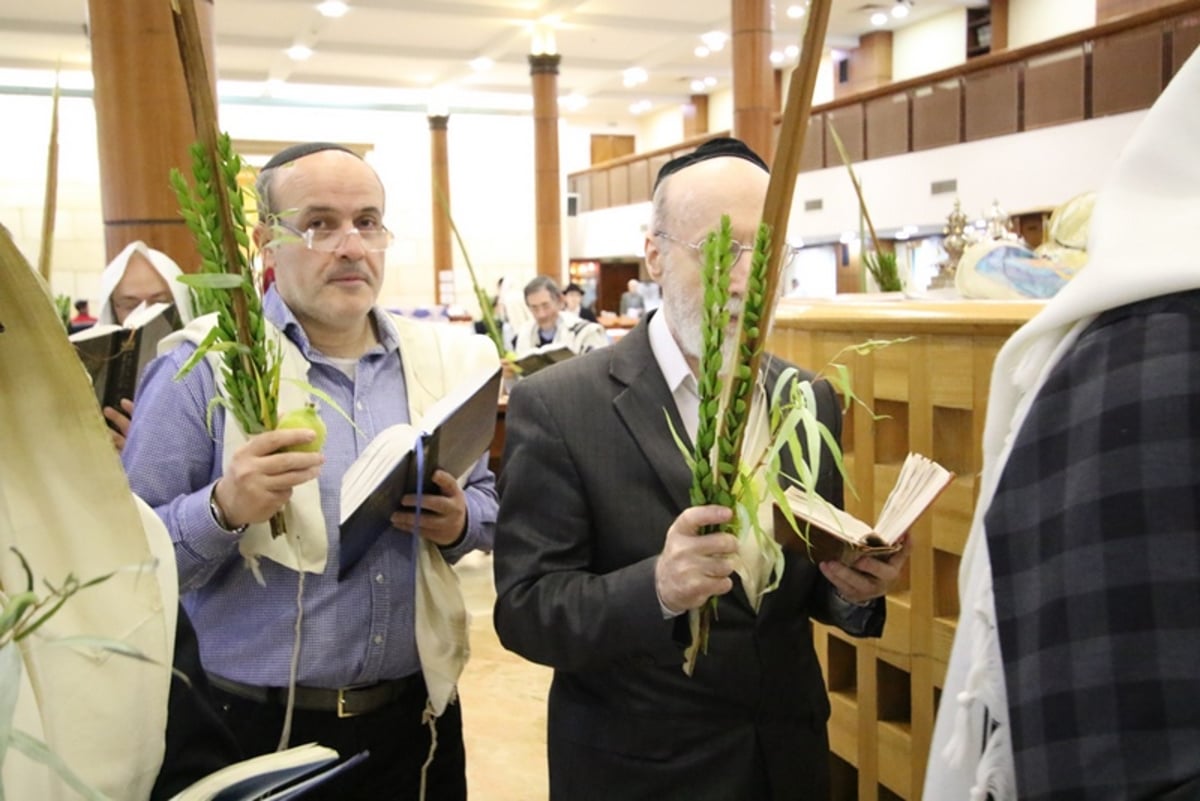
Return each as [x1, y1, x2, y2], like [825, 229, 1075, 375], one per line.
[391, 469, 468, 547]
[655, 505, 738, 614]
[213, 428, 324, 529]
[819, 535, 912, 605]
[104, 398, 135, 451]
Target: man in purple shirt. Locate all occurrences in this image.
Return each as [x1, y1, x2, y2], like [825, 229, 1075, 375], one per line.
[123, 142, 497, 801]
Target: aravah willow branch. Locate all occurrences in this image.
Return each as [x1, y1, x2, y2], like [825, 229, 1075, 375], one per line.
[436, 186, 510, 359]
[37, 75, 60, 282]
[727, 0, 833, 468]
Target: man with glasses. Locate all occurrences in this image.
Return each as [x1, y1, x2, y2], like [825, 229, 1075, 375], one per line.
[493, 137, 904, 799]
[507, 275, 608, 373]
[123, 142, 498, 800]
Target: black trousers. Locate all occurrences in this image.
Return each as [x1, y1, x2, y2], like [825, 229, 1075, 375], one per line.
[209, 680, 467, 801]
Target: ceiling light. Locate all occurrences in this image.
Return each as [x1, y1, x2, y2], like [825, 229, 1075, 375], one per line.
[770, 50, 785, 65]
[622, 67, 648, 87]
[786, 4, 806, 19]
[286, 44, 313, 61]
[700, 31, 728, 52]
[316, 1, 348, 17]
[785, 44, 800, 59]
[870, 11, 888, 26]
[703, 76, 717, 87]
[530, 23, 557, 56]
[690, 79, 706, 93]
[892, 0, 912, 18]
[694, 45, 710, 58]
[468, 56, 494, 72]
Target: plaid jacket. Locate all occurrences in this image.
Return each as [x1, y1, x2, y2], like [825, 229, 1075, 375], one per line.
[986, 289, 1200, 800]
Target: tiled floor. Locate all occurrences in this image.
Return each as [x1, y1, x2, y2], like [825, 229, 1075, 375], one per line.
[454, 552, 552, 801]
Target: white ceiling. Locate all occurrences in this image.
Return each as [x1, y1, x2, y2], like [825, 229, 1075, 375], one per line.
[0, 0, 985, 127]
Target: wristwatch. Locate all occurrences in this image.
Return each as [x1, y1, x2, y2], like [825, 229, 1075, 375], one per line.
[208, 484, 249, 535]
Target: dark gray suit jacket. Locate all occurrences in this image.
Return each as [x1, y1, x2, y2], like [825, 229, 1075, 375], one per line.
[493, 314, 884, 801]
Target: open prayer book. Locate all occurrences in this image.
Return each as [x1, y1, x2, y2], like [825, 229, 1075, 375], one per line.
[782, 452, 954, 565]
[169, 742, 367, 801]
[511, 343, 575, 375]
[69, 301, 180, 413]
[340, 364, 502, 552]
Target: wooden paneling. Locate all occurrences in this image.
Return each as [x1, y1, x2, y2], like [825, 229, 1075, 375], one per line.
[607, 164, 629, 207]
[589, 170, 609, 211]
[1172, 14, 1200, 71]
[911, 81, 961, 152]
[963, 63, 1019, 141]
[1024, 49, 1086, 130]
[770, 298, 1038, 801]
[590, 134, 634, 165]
[627, 159, 651, 204]
[1093, 27, 1165, 116]
[825, 105, 865, 163]
[1097, 0, 1177, 22]
[865, 94, 909, 159]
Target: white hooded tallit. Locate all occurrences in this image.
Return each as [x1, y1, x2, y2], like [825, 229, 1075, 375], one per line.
[924, 49, 1200, 800]
[97, 241, 195, 326]
[1, 228, 175, 801]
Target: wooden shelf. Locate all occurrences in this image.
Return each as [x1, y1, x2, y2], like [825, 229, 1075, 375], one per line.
[769, 297, 1035, 800]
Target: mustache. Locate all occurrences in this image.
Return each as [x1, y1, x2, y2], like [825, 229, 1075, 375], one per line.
[328, 265, 370, 282]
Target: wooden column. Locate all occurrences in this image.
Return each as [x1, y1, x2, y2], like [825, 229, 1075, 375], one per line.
[731, 0, 775, 162]
[683, 93, 710, 138]
[428, 114, 452, 305]
[88, 0, 215, 271]
[529, 53, 563, 281]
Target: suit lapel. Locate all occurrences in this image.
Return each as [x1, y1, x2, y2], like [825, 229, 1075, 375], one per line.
[609, 320, 693, 514]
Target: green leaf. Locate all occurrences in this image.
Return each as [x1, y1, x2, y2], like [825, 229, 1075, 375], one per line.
[177, 273, 245, 290]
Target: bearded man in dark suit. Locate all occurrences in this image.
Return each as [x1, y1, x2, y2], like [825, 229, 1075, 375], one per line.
[493, 138, 908, 801]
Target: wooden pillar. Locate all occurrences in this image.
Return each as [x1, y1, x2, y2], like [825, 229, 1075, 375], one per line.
[88, 0, 215, 271]
[683, 93, 710, 138]
[731, 0, 775, 162]
[428, 114, 452, 305]
[529, 53, 563, 281]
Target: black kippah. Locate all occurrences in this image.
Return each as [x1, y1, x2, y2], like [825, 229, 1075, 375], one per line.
[263, 141, 357, 171]
[653, 136, 769, 191]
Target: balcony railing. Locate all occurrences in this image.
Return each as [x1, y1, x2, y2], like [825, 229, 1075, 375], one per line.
[568, 0, 1200, 214]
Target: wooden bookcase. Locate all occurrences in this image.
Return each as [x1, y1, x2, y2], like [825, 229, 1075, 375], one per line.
[768, 298, 1040, 800]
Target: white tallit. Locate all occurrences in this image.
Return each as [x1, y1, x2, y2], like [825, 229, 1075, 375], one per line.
[924, 49, 1200, 800]
[164, 310, 497, 717]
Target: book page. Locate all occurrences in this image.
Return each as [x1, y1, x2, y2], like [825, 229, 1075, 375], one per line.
[873, 453, 954, 544]
[782, 487, 875, 543]
[340, 424, 419, 521]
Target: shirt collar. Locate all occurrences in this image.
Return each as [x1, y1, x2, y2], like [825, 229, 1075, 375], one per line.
[263, 285, 398, 362]
[648, 308, 695, 396]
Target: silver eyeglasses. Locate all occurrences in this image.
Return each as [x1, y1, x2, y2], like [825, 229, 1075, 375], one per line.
[273, 220, 395, 253]
[654, 230, 801, 269]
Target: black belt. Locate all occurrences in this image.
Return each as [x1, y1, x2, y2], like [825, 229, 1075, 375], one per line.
[207, 672, 422, 719]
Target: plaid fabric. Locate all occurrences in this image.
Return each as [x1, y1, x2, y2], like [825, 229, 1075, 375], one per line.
[986, 289, 1200, 800]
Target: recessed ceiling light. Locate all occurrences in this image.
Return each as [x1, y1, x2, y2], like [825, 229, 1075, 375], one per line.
[703, 76, 717, 87]
[622, 67, 648, 87]
[786, 4, 806, 19]
[690, 79, 706, 93]
[469, 56, 494, 72]
[700, 31, 728, 52]
[892, 1, 911, 18]
[770, 50, 785, 65]
[870, 11, 888, 26]
[785, 44, 800, 59]
[286, 44, 313, 61]
[694, 45, 710, 58]
[316, 1, 348, 17]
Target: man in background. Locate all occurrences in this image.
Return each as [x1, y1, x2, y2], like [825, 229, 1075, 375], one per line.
[562, 281, 598, 323]
[95, 241, 196, 449]
[123, 142, 498, 801]
[508, 275, 608, 363]
[493, 137, 906, 799]
[618, 277, 646, 318]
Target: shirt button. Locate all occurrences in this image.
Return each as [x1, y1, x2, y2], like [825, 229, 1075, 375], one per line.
[356, 401, 364, 411]
[373, 634, 384, 645]
[375, 573, 385, 584]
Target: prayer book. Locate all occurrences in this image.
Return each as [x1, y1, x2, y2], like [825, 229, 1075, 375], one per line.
[68, 301, 180, 412]
[169, 743, 367, 801]
[781, 452, 954, 565]
[338, 364, 502, 573]
[512, 343, 575, 375]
